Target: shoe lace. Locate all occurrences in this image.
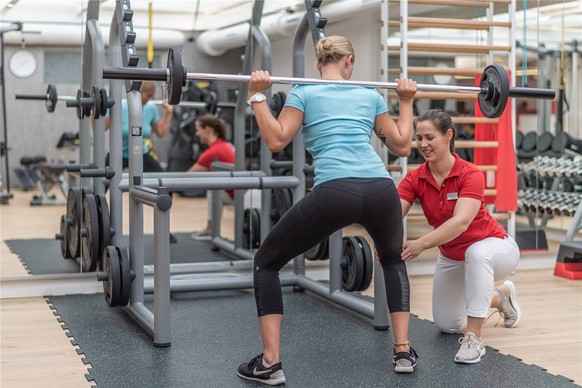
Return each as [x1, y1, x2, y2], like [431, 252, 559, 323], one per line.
[483, 310, 503, 327]
[458, 334, 480, 347]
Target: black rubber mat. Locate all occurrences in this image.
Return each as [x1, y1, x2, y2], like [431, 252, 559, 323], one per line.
[47, 290, 578, 388]
[6, 234, 236, 275]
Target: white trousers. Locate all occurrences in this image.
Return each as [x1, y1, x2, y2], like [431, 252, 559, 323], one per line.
[206, 189, 262, 221]
[432, 236, 520, 333]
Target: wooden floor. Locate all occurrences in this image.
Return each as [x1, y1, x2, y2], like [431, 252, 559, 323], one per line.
[1, 189, 581, 387]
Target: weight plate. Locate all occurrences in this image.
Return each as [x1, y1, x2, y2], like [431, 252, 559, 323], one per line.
[478, 64, 509, 118]
[83, 91, 93, 119]
[59, 214, 71, 259]
[242, 208, 261, 249]
[81, 192, 100, 272]
[341, 236, 365, 292]
[304, 237, 329, 261]
[515, 130, 524, 150]
[521, 131, 538, 152]
[537, 132, 554, 152]
[75, 89, 83, 120]
[117, 246, 131, 307]
[100, 88, 110, 116]
[167, 47, 186, 105]
[551, 132, 571, 153]
[103, 246, 121, 307]
[92, 86, 101, 119]
[46, 84, 57, 113]
[242, 208, 252, 249]
[66, 187, 82, 258]
[96, 194, 111, 271]
[354, 235, 373, 292]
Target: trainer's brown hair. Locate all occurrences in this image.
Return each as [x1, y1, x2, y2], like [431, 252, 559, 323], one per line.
[416, 110, 456, 152]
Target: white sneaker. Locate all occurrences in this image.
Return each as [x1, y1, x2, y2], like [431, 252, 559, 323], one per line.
[454, 332, 486, 364]
[191, 229, 211, 241]
[496, 280, 521, 328]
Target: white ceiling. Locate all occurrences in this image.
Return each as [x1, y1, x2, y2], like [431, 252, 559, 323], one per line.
[1, 0, 580, 49]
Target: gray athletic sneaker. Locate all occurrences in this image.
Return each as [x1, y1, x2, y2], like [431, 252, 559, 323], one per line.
[496, 280, 521, 328]
[454, 332, 486, 364]
[393, 346, 418, 373]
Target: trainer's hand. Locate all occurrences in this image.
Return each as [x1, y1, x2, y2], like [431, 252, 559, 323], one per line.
[395, 78, 417, 101]
[249, 70, 272, 96]
[401, 239, 425, 262]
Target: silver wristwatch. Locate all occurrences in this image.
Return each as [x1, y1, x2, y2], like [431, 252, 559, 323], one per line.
[247, 93, 267, 105]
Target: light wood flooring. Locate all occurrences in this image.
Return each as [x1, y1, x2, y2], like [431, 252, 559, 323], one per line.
[1, 189, 581, 387]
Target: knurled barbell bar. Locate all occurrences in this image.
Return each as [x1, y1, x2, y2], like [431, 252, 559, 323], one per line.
[103, 47, 556, 118]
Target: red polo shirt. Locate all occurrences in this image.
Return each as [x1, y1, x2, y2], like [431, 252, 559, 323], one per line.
[197, 138, 236, 199]
[398, 153, 507, 261]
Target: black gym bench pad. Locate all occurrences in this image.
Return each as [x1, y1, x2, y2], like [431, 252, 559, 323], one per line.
[7, 238, 578, 387]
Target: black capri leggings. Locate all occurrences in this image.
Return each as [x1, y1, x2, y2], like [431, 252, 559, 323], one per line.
[254, 177, 410, 316]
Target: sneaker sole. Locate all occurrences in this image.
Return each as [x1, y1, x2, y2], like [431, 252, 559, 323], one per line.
[237, 372, 286, 386]
[394, 365, 415, 373]
[503, 280, 521, 328]
[454, 347, 486, 364]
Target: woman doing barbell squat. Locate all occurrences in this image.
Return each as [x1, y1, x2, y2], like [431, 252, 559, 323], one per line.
[236, 35, 418, 385]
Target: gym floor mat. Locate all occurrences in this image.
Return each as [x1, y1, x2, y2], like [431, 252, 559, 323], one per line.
[47, 290, 577, 388]
[6, 234, 237, 275]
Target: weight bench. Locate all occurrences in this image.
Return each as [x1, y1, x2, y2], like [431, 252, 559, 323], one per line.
[14, 132, 79, 206]
[18, 155, 69, 206]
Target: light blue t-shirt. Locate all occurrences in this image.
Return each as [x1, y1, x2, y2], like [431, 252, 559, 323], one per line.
[285, 84, 391, 186]
[120, 100, 160, 158]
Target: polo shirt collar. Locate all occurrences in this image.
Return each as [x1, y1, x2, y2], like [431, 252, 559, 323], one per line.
[417, 152, 464, 181]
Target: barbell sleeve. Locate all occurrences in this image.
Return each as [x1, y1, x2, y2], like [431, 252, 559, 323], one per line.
[508, 87, 556, 99]
[15, 94, 47, 100]
[103, 67, 168, 81]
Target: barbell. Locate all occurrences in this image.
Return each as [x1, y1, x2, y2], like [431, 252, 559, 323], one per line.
[15, 83, 217, 114]
[103, 47, 556, 118]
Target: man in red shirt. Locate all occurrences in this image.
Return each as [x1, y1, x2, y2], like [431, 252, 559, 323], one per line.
[398, 110, 521, 364]
[188, 114, 235, 239]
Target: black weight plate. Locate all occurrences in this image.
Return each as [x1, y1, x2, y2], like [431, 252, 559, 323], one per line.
[103, 246, 121, 307]
[551, 132, 571, 153]
[66, 187, 82, 258]
[46, 84, 57, 113]
[251, 208, 261, 249]
[304, 237, 329, 261]
[341, 236, 365, 292]
[117, 246, 131, 306]
[81, 192, 100, 272]
[59, 215, 71, 259]
[478, 64, 509, 118]
[515, 130, 524, 150]
[354, 235, 373, 292]
[167, 47, 186, 105]
[74, 89, 83, 120]
[242, 208, 252, 249]
[100, 88, 109, 116]
[537, 132, 554, 152]
[96, 194, 111, 271]
[92, 86, 101, 119]
[521, 131, 538, 152]
[83, 91, 93, 119]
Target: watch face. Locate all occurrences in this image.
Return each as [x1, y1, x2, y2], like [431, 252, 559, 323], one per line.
[9, 50, 37, 79]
